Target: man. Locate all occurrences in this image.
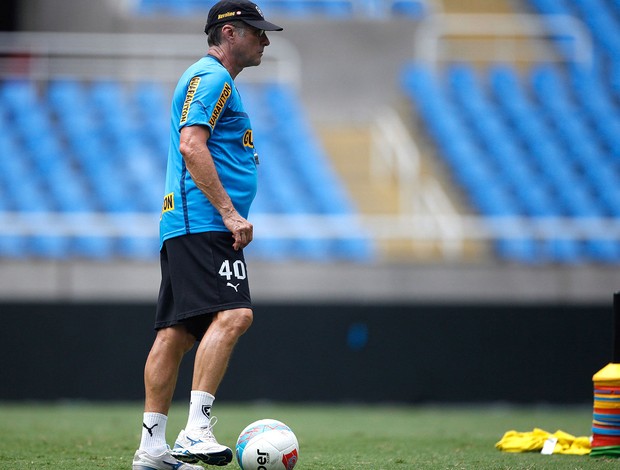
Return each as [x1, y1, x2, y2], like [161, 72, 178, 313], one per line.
[132, 2, 283, 469]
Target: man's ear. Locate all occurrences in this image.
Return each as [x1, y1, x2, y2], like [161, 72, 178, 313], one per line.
[220, 24, 237, 40]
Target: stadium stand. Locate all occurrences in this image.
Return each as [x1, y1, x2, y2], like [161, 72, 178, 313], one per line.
[0, 76, 372, 261]
[3, 0, 619, 265]
[400, 0, 620, 263]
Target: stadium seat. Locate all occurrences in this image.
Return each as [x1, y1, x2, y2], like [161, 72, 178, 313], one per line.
[598, 187, 620, 217]
[391, 0, 426, 18]
[0, 80, 39, 111]
[117, 236, 160, 260]
[587, 239, 620, 263]
[0, 234, 27, 259]
[546, 238, 582, 264]
[496, 238, 539, 264]
[72, 236, 117, 260]
[527, 0, 567, 14]
[30, 235, 68, 259]
[471, 184, 519, 217]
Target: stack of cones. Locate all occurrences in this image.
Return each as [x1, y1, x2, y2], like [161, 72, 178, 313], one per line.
[592, 363, 620, 457]
[591, 292, 620, 458]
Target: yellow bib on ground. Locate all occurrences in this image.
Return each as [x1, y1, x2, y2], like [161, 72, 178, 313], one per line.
[495, 428, 591, 455]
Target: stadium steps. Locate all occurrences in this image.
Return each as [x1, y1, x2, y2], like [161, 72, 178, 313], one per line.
[438, 0, 543, 72]
[319, 126, 399, 216]
[319, 125, 414, 260]
[319, 124, 488, 262]
[440, 0, 516, 14]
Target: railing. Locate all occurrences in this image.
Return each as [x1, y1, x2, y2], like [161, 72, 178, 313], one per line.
[370, 108, 419, 213]
[414, 13, 593, 69]
[370, 108, 463, 258]
[0, 32, 301, 87]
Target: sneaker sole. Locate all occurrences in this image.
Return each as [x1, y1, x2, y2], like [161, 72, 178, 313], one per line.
[176, 448, 233, 466]
[170, 451, 199, 464]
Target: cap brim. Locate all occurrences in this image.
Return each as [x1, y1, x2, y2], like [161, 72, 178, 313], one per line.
[242, 19, 283, 31]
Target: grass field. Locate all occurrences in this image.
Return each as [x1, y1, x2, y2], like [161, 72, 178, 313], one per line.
[0, 402, 618, 469]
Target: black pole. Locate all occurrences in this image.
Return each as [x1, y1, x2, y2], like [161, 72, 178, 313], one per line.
[613, 292, 620, 363]
[0, 0, 18, 31]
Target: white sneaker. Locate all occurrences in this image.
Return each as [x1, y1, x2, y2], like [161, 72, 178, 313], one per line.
[170, 417, 233, 466]
[132, 448, 204, 470]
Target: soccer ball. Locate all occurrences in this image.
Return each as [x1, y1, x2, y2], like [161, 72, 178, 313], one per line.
[235, 419, 299, 470]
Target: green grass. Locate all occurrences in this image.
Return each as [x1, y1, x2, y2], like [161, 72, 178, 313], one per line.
[0, 402, 618, 469]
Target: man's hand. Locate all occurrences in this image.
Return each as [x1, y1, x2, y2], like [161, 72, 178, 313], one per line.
[223, 211, 253, 251]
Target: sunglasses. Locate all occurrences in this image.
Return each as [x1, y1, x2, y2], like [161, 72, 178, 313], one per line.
[229, 24, 265, 38]
[251, 27, 265, 37]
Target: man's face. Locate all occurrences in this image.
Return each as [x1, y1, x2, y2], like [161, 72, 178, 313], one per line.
[233, 24, 270, 68]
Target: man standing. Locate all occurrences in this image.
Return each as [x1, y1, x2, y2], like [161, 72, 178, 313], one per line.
[132, 2, 283, 469]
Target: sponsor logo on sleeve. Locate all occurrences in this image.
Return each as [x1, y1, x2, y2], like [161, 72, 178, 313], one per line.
[180, 76, 201, 125]
[208, 82, 232, 129]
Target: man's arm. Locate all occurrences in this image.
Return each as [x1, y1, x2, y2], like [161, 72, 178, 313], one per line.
[179, 124, 253, 250]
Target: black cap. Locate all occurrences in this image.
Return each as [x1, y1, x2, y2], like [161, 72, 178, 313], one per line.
[205, 0, 283, 34]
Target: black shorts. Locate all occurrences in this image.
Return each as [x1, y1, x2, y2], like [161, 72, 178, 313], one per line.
[155, 231, 252, 340]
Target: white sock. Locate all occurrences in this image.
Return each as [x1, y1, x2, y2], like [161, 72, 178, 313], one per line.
[140, 412, 168, 455]
[185, 390, 215, 431]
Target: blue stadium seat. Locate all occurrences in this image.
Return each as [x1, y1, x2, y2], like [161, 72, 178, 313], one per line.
[597, 186, 620, 217]
[530, 64, 574, 116]
[0, 235, 27, 259]
[314, 1, 354, 18]
[132, 81, 170, 154]
[117, 236, 159, 260]
[516, 184, 557, 217]
[71, 236, 116, 260]
[0, 80, 39, 110]
[448, 64, 485, 105]
[452, 153, 495, 193]
[496, 238, 540, 264]
[587, 240, 620, 263]
[247, 238, 292, 262]
[30, 235, 68, 259]
[403, 66, 471, 159]
[528, 0, 567, 14]
[48, 78, 88, 112]
[391, 0, 426, 18]
[557, 184, 602, 217]
[546, 238, 582, 264]
[471, 183, 519, 217]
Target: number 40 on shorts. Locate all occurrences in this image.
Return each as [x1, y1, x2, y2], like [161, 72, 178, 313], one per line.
[218, 259, 247, 281]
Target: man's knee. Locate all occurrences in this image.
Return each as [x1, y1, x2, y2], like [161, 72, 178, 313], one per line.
[155, 324, 196, 354]
[214, 308, 253, 338]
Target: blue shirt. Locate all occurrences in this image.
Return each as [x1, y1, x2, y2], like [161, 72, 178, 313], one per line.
[160, 55, 257, 247]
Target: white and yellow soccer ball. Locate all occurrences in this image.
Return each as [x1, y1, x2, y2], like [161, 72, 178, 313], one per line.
[236, 419, 299, 470]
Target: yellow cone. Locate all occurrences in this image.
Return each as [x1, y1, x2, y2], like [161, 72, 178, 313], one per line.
[593, 363, 620, 382]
